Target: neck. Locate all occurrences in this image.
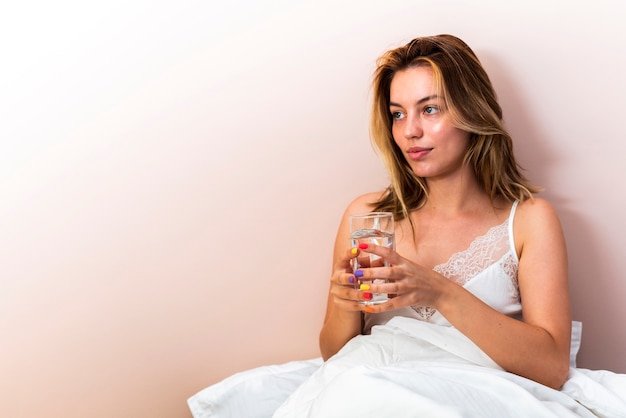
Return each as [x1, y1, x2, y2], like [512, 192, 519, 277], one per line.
[423, 171, 489, 215]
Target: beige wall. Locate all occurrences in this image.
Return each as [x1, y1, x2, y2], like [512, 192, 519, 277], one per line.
[1, 1, 624, 416]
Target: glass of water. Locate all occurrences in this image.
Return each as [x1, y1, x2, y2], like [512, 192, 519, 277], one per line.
[349, 212, 395, 305]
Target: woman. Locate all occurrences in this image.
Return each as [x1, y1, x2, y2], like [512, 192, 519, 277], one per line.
[319, 34, 571, 390]
[190, 34, 625, 418]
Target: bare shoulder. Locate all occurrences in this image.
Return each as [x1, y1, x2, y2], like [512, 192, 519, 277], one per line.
[514, 196, 565, 251]
[516, 197, 561, 226]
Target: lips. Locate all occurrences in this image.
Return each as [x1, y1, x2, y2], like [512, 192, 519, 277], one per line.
[407, 146, 432, 160]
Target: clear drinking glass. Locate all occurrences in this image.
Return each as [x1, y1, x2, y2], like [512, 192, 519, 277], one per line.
[349, 212, 395, 305]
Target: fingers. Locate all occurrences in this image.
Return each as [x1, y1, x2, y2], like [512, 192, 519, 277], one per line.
[330, 244, 402, 311]
[356, 292, 424, 314]
[331, 296, 370, 312]
[330, 280, 377, 309]
[356, 242, 400, 264]
[344, 245, 372, 269]
[331, 269, 358, 287]
[350, 242, 399, 272]
[334, 245, 439, 314]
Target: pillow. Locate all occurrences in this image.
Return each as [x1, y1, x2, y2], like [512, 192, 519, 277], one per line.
[187, 358, 322, 418]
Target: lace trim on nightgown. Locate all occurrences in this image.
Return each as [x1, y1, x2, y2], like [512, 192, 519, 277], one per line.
[411, 220, 519, 320]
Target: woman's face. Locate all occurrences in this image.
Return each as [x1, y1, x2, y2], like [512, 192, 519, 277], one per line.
[389, 66, 471, 181]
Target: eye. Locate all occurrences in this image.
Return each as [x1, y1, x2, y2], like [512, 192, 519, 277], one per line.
[391, 111, 405, 120]
[423, 106, 439, 115]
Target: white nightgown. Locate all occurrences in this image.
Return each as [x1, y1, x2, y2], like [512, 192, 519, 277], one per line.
[363, 200, 522, 333]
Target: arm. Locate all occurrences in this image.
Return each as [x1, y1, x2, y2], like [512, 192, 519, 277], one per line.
[319, 192, 383, 360]
[359, 198, 572, 389]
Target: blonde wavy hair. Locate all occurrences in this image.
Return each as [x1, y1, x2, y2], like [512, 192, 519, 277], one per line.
[369, 34, 540, 221]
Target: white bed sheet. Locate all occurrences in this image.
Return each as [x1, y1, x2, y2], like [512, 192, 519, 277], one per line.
[188, 318, 625, 418]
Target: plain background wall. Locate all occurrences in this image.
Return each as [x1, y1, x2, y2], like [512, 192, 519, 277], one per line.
[1, 1, 624, 417]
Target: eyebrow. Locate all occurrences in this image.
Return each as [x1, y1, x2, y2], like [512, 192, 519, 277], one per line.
[389, 95, 439, 108]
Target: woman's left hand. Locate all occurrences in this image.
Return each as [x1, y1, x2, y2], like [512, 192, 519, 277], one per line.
[355, 243, 450, 312]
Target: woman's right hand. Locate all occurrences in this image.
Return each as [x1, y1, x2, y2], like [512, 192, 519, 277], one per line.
[319, 191, 387, 360]
[319, 245, 369, 360]
[328, 246, 372, 311]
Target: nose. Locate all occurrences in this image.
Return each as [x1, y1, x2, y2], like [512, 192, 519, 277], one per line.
[404, 113, 423, 139]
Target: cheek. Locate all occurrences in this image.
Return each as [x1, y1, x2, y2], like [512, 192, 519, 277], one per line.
[429, 120, 448, 135]
[433, 123, 470, 145]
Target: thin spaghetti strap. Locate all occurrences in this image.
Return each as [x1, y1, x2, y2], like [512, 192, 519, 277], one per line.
[507, 200, 520, 262]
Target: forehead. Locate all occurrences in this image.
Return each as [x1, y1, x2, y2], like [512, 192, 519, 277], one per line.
[389, 66, 437, 103]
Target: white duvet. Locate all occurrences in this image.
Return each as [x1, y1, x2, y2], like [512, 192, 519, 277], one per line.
[189, 317, 626, 417]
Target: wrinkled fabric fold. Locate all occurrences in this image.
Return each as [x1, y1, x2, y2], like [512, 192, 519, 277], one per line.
[272, 317, 626, 418]
[188, 316, 626, 418]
